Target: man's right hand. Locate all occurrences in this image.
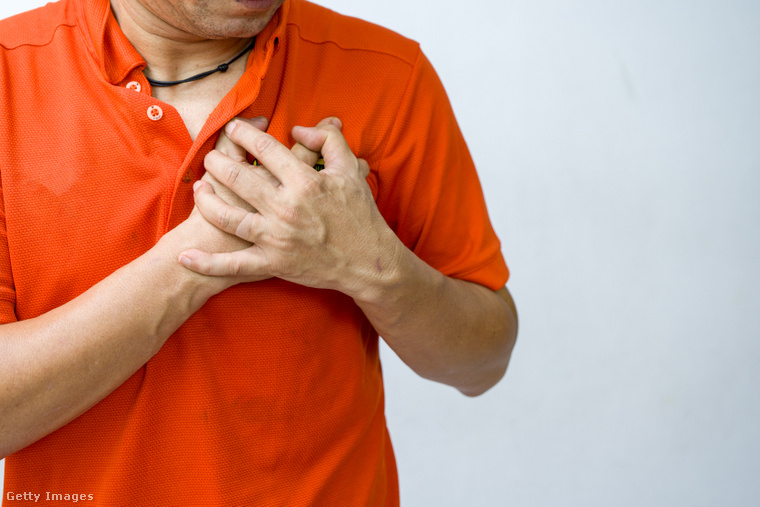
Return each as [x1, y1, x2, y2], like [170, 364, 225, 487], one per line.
[161, 117, 274, 293]
[172, 116, 333, 294]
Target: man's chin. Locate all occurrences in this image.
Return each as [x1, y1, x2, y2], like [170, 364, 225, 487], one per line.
[234, 0, 283, 12]
[169, 0, 285, 40]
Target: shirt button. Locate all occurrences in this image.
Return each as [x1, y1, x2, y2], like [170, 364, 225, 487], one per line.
[126, 81, 141, 92]
[147, 105, 163, 121]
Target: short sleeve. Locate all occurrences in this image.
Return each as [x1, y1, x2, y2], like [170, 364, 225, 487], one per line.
[376, 48, 509, 291]
[0, 181, 17, 323]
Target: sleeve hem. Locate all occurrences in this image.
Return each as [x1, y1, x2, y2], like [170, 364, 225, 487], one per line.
[443, 252, 509, 292]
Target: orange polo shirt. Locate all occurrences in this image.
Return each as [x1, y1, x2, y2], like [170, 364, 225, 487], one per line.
[0, 0, 509, 504]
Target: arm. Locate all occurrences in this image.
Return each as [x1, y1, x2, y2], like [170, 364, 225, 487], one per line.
[355, 250, 517, 396]
[179, 119, 517, 396]
[0, 210, 255, 458]
[0, 117, 276, 459]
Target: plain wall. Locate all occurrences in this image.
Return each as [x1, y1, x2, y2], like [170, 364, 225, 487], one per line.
[2, 1, 759, 505]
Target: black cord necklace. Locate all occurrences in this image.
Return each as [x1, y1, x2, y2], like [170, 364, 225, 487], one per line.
[145, 38, 256, 88]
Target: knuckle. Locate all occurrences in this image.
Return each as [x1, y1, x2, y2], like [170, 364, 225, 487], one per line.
[259, 248, 284, 276]
[278, 204, 300, 225]
[324, 123, 340, 135]
[216, 206, 233, 230]
[235, 211, 256, 239]
[298, 173, 324, 196]
[253, 134, 277, 157]
[313, 223, 328, 245]
[269, 232, 289, 251]
[229, 257, 243, 276]
[328, 174, 349, 195]
[224, 162, 243, 188]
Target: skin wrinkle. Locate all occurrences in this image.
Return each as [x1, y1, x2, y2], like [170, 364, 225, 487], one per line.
[110, 0, 283, 86]
[0, 0, 281, 453]
[117, 0, 285, 40]
[1, 0, 516, 465]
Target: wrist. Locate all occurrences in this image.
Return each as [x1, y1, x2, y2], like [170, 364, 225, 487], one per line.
[350, 231, 448, 340]
[151, 224, 229, 304]
[349, 227, 436, 309]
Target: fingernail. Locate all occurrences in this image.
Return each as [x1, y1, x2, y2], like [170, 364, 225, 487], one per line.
[178, 254, 191, 267]
[330, 117, 343, 129]
[225, 120, 239, 135]
[193, 181, 202, 192]
[252, 116, 268, 130]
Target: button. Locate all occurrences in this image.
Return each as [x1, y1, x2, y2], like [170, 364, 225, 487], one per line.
[147, 105, 163, 121]
[126, 81, 141, 92]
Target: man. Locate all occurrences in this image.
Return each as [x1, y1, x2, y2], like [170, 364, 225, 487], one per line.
[0, 0, 517, 504]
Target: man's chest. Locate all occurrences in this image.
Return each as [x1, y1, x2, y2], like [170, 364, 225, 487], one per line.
[0, 79, 222, 318]
[151, 69, 246, 142]
[0, 84, 379, 321]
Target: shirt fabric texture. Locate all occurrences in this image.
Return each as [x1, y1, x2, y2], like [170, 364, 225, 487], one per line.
[0, 0, 509, 504]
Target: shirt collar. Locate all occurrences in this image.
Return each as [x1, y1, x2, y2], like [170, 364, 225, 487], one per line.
[75, 0, 290, 85]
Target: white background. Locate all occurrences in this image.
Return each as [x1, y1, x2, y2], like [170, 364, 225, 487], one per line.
[2, 1, 760, 506]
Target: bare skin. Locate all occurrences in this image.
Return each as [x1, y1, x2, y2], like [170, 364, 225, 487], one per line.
[0, 0, 283, 458]
[110, 0, 285, 139]
[0, 0, 517, 459]
[180, 120, 518, 395]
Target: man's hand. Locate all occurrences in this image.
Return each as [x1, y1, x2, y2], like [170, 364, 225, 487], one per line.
[178, 117, 400, 300]
[177, 116, 516, 397]
[173, 116, 331, 291]
[200, 116, 278, 206]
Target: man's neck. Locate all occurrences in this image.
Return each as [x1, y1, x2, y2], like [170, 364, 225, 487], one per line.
[109, 0, 252, 83]
[108, 0, 260, 141]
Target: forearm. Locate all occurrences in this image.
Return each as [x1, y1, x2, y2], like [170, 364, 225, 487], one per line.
[354, 240, 517, 397]
[0, 230, 219, 458]
[178, 120, 517, 395]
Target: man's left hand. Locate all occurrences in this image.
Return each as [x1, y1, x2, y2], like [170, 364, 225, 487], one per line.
[178, 118, 401, 300]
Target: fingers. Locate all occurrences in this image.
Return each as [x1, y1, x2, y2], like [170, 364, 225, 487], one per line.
[182, 117, 375, 286]
[216, 116, 329, 170]
[215, 117, 268, 162]
[203, 149, 279, 212]
[213, 116, 282, 188]
[357, 158, 370, 179]
[291, 118, 360, 177]
[199, 171, 257, 216]
[193, 180, 263, 241]
[178, 248, 268, 277]
[214, 116, 356, 191]
[224, 119, 309, 186]
[291, 117, 341, 168]
[290, 143, 321, 169]
[241, 116, 269, 132]
[249, 161, 283, 188]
